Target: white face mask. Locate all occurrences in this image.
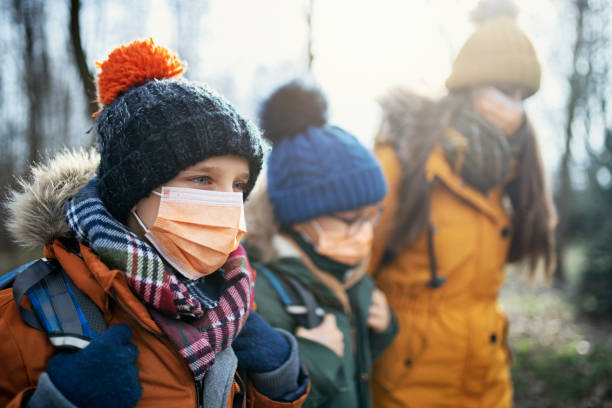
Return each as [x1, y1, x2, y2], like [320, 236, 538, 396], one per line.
[133, 186, 247, 280]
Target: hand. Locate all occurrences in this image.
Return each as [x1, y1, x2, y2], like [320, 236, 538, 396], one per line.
[232, 311, 290, 373]
[296, 314, 344, 357]
[472, 86, 525, 136]
[46, 324, 141, 408]
[367, 288, 391, 333]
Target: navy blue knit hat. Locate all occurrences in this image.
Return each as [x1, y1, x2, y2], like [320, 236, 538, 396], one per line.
[259, 81, 387, 227]
[94, 39, 264, 223]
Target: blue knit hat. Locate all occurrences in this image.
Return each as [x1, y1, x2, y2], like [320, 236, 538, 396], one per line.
[259, 81, 387, 227]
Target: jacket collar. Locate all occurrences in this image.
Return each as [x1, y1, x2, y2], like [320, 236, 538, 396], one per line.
[44, 239, 163, 335]
[426, 144, 508, 224]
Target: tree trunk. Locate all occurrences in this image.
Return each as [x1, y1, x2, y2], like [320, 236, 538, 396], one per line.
[69, 0, 97, 118]
[13, 0, 49, 165]
[556, 0, 588, 284]
[306, 0, 314, 72]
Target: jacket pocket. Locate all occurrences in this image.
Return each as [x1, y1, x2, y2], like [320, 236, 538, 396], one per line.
[371, 310, 428, 393]
[462, 305, 511, 397]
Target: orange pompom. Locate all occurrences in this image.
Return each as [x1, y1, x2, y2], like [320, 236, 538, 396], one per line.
[95, 38, 185, 112]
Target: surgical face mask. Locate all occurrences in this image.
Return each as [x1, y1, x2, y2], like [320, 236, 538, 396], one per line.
[295, 214, 375, 266]
[133, 186, 247, 280]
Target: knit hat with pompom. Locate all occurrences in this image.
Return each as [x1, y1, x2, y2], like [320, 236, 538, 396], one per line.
[445, 0, 541, 97]
[260, 80, 387, 226]
[95, 38, 264, 223]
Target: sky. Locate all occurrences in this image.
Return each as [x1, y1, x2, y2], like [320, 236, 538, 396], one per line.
[82, 0, 566, 174]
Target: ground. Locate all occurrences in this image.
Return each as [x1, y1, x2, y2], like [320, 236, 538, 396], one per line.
[502, 263, 612, 407]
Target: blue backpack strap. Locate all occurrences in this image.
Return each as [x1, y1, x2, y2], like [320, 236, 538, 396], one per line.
[254, 263, 324, 329]
[0, 260, 38, 290]
[254, 264, 293, 306]
[11, 258, 106, 350]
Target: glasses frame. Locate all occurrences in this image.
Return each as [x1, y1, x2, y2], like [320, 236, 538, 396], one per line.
[328, 206, 383, 236]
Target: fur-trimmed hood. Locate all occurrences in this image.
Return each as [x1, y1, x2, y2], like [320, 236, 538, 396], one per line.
[375, 87, 435, 148]
[4, 148, 100, 247]
[243, 173, 284, 263]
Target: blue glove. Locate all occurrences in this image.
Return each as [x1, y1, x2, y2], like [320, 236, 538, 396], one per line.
[46, 324, 142, 408]
[232, 311, 290, 373]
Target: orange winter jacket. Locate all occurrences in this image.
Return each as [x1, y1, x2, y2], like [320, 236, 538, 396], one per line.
[0, 240, 308, 408]
[369, 144, 513, 408]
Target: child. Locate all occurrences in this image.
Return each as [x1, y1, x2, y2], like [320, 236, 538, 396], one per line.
[368, 2, 556, 406]
[0, 39, 308, 408]
[244, 81, 397, 408]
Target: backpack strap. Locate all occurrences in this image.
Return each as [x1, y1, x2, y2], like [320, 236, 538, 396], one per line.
[254, 263, 324, 329]
[11, 258, 106, 350]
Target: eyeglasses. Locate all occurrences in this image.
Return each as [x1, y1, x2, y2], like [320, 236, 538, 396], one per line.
[329, 206, 383, 235]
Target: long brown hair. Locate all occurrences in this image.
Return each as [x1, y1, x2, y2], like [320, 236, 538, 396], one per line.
[376, 89, 556, 277]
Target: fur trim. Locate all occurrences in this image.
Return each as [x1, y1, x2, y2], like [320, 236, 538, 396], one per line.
[375, 89, 466, 254]
[376, 87, 434, 149]
[244, 173, 282, 263]
[4, 148, 100, 246]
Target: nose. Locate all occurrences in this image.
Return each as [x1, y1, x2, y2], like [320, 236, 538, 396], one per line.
[510, 89, 523, 102]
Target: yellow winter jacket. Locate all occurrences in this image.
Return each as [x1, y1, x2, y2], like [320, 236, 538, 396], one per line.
[369, 144, 513, 408]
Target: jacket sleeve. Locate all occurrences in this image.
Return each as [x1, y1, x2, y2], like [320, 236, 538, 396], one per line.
[26, 373, 78, 408]
[249, 329, 309, 402]
[248, 378, 310, 408]
[368, 304, 399, 362]
[0, 292, 45, 408]
[368, 141, 403, 275]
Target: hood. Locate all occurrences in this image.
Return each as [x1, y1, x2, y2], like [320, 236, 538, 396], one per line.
[4, 148, 99, 247]
[375, 87, 436, 147]
[243, 173, 283, 263]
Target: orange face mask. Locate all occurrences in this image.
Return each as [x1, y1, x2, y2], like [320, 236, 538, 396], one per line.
[295, 216, 374, 265]
[133, 186, 247, 280]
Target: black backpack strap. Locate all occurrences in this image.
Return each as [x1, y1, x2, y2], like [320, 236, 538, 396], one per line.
[12, 258, 106, 350]
[282, 275, 324, 329]
[255, 263, 324, 329]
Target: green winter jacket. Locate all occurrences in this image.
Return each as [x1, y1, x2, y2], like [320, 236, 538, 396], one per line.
[252, 241, 398, 408]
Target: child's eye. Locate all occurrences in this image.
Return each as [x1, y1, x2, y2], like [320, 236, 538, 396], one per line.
[233, 181, 247, 192]
[192, 176, 212, 185]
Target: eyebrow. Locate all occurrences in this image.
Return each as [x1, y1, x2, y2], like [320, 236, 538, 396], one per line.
[183, 166, 249, 179]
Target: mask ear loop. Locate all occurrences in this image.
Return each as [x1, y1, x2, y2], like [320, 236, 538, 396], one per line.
[310, 219, 324, 235]
[307, 219, 327, 251]
[131, 210, 150, 234]
[131, 188, 163, 234]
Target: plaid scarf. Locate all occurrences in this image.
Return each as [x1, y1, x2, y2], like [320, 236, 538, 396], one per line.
[65, 178, 252, 381]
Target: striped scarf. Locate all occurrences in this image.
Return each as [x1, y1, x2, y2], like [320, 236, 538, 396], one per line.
[443, 106, 514, 194]
[65, 178, 252, 381]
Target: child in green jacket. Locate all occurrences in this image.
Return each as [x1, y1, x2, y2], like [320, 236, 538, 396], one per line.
[244, 81, 398, 408]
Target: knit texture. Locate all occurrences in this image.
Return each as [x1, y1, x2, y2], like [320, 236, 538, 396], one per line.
[266, 125, 387, 226]
[446, 16, 541, 96]
[65, 179, 253, 381]
[96, 79, 263, 223]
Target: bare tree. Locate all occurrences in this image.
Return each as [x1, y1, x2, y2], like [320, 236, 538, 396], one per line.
[306, 0, 314, 72]
[556, 0, 611, 282]
[69, 0, 97, 118]
[11, 0, 50, 165]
